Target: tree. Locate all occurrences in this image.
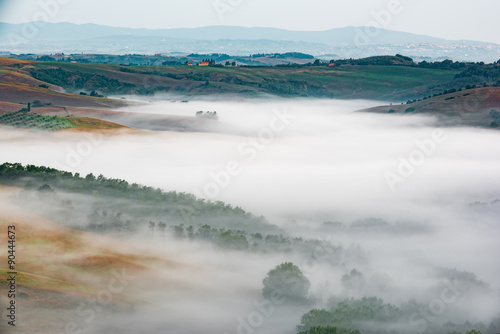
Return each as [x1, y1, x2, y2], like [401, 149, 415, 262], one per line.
[298, 309, 335, 331]
[262, 262, 310, 303]
[37, 184, 54, 193]
[218, 231, 249, 250]
[341, 269, 365, 296]
[32, 100, 44, 108]
[298, 326, 338, 334]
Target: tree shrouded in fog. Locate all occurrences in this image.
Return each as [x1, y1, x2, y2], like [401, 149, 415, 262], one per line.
[263, 262, 310, 303]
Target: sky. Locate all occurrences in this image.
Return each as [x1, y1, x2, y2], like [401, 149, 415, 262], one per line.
[0, 0, 499, 44]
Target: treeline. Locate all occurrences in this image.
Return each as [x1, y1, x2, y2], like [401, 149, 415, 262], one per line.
[298, 296, 497, 334]
[0, 163, 275, 233]
[454, 63, 500, 82]
[293, 55, 499, 78]
[153, 222, 346, 258]
[258, 78, 332, 97]
[30, 67, 136, 94]
[251, 52, 315, 59]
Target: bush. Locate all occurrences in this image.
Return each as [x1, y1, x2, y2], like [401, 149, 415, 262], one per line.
[32, 100, 44, 108]
[263, 262, 310, 303]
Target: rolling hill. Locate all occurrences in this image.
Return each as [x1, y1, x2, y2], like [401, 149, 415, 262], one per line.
[360, 87, 500, 128]
[0, 58, 459, 100]
[0, 57, 498, 130]
[0, 185, 189, 333]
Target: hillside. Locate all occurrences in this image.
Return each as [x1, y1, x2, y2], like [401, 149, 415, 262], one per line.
[0, 58, 459, 101]
[0, 104, 129, 131]
[1, 57, 499, 131]
[0, 81, 128, 108]
[360, 87, 500, 128]
[0, 185, 190, 333]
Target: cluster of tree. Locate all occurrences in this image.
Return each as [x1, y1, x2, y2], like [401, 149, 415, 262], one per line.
[30, 67, 136, 94]
[489, 109, 500, 127]
[454, 63, 500, 83]
[118, 66, 140, 73]
[36, 55, 57, 62]
[165, 223, 250, 250]
[277, 55, 482, 70]
[263, 262, 311, 303]
[87, 209, 133, 232]
[297, 297, 497, 334]
[410, 62, 500, 100]
[0, 108, 72, 131]
[418, 59, 471, 70]
[161, 223, 345, 260]
[79, 91, 105, 97]
[195, 111, 219, 119]
[319, 218, 429, 235]
[0, 163, 275, 234]
[330, 56, 491, 71]
[407, 79, 499, 105]
[201, 58, 216, 65]
[187, 53, 232, 62]
[250, 52, 315, 59]
[258, 78, 331, 98]
[30, 54, 186, 66]
[298, 326, 360, 334]
[331, 55, 415, 67]
[31, 100, 52, 107]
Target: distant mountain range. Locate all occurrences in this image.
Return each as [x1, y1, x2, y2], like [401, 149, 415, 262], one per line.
[0, 22, 499, 62]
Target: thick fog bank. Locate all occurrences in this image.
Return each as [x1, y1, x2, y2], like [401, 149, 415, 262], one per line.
[1, 98, 499, 333]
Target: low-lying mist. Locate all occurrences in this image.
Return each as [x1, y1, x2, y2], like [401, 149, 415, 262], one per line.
[0, 98, 499, 334]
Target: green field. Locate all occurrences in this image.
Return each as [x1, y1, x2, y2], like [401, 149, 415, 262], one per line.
[26, 61, 458, 100]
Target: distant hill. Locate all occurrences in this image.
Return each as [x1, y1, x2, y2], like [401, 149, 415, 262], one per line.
[0, 23, 448, 44]
[0, 57, 459, 101]
[360, 87, 500, 128]
[1, 22, 499, 62]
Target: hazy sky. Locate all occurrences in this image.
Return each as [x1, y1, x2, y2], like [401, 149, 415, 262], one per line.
[0, 0, 499, 44]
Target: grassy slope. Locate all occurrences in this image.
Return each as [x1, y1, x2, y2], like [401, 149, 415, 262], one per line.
[0, 101, 25, 113]
[65, 116, 128, 130]
[0, 81, 128, 108]
[24, 60, 458, 100]
[0, 185, 185, 333]
[0, 107, 127, 131]
[360, 87, 500, 128]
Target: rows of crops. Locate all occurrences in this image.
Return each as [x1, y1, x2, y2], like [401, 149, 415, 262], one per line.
[0, 109, 73, 131]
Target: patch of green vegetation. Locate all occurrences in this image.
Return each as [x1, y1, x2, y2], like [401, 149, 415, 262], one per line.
[297, 297, 488, 334]
[25, 61, 457, 100]
[0, 108, 73, 131]
[0, 163, 277, 234]
[30, 66, 136, 94]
